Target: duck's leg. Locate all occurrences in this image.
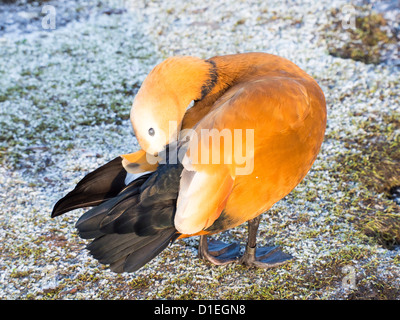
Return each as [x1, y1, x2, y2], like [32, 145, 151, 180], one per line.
[198, 235, 240, 265]
[239, 215, 293, 268]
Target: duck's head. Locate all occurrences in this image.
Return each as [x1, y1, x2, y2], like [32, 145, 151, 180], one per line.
[130, 56, 217, 156]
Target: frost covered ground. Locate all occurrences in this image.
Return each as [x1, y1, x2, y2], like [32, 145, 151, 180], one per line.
[0, 0, 399, 299]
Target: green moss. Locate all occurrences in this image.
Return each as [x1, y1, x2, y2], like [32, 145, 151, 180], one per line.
[332, 112, 400, 248]
[322, 8, 398, 64]
[343, 113, 400, 195]
[216, 246, 372, 300]
[76, 272, 100, 282]
[40, 285, 66, 298]
[347, 267, 400, 299]
[363, 213, 400, 249]
[128, 276, 152, 289]
[14, 244, 48, 260]
[10, 270, 33, 278]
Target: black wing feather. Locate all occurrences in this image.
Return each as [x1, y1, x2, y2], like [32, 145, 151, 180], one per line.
[71, 163, 183, 273]
[51, 157, 128, 217]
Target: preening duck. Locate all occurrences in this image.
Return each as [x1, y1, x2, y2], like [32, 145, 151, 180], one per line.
[52, 52, 327, 273]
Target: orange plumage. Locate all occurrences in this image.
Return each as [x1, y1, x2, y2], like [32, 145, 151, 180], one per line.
[52, 52, 326, 272]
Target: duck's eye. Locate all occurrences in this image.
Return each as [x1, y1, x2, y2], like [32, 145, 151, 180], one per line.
[148, 128, 155, 136]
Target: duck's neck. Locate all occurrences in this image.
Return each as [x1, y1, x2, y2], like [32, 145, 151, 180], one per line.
[181, 54, 253, 129]
[182, 52, 311, 129]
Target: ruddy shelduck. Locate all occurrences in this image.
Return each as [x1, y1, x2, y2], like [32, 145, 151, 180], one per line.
[52, 52, 327, 273]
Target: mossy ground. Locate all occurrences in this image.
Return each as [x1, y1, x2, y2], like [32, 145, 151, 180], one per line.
[331, 111, 400, 249]
[322, 6, 399, 65]
[1, 0, 399, 300]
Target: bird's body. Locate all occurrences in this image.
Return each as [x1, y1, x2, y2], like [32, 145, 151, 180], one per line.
[52, 52, 326, 273]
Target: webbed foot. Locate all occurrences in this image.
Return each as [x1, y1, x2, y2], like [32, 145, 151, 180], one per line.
[198, 236, 240, 265]
[239, 245, 292, 268]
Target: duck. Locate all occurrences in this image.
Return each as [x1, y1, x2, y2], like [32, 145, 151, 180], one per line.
[52, 52, 327, 273]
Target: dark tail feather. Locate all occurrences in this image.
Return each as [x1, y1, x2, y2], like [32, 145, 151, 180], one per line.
[52, 157, 128, 217]
[75, 180, 144, 239]
[87, 228, 178, 273]
[72, 163, 183, 273]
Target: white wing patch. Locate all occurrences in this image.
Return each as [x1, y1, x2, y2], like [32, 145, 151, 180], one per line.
[124, 171, 153, 185]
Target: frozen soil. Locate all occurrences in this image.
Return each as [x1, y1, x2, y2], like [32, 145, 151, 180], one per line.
[0, 0, 399, 299]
